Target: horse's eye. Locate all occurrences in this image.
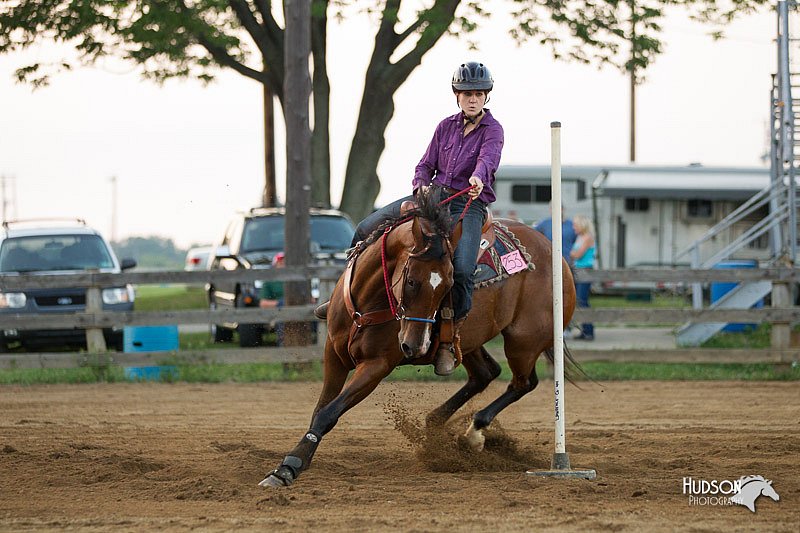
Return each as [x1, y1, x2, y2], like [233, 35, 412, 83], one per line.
[406, 278, 416, 288]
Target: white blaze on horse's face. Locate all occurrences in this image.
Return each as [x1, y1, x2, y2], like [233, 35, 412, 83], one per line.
[396, 260, 452, 360]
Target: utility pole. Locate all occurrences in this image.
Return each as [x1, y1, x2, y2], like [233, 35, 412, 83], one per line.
[283, 0, 312, 347]
[1, 175, 7, 223]
[629, 0, 637, 163]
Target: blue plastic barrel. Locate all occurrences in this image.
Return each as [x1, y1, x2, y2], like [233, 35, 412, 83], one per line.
[710, 260, 762, 332]
[123, 325, 179, 353]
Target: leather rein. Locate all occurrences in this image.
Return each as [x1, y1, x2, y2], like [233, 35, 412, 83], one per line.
[341, 186, 474, 350]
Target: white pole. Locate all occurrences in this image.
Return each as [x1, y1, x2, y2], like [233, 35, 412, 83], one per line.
[550, 122, 566, 456]
[528, 122, 595, 479]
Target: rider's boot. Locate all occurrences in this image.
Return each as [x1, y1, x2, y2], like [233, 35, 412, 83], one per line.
[433, 317, 467, 376]
[313, 301, 329, 319]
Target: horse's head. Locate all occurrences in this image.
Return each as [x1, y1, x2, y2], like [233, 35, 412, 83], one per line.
[760, 480, 780, 502]
[391, 188, 454, 359]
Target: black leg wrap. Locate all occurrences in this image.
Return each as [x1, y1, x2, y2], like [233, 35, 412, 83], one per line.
[262, 430, 323, 487]
[265, 455, 303, 487]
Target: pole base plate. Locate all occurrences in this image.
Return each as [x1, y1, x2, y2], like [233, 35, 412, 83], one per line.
[526, 452, 597, 479]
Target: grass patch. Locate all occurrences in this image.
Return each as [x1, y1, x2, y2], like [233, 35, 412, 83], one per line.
[700, 323, 771, 349]
[2, 359, 797, 385]
[591, 294, 690, 309]
[134, 285, 207, 311]
[579, 362, 798, 381]
[178, 331, 253, 350]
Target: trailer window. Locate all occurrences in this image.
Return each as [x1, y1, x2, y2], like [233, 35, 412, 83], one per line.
[511, 184, 551, 203]
[577, 180, 587, 201]
[624, 198, 650, 212]
[687, 199, 713, 218]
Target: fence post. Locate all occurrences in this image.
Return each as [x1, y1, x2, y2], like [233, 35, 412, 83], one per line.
[691, 247, 703, 309]
[316, 278, 333, 347]
[770, 280, 791, 349]
[85, 283, 108, 352]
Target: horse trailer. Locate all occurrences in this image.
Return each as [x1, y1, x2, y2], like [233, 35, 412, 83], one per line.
[492, 164, 771, 281]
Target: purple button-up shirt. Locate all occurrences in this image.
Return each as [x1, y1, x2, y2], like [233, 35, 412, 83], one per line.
[413, 108, 504, 204]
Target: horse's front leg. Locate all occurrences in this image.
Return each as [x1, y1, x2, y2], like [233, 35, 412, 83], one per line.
[259, 354, 393, 488]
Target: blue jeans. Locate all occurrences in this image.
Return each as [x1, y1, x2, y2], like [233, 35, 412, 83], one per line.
[575, 278, 594, 337]
[351, 196, 411, 247]
[447, 196, 486, 319]
[351, 194, 487, 319]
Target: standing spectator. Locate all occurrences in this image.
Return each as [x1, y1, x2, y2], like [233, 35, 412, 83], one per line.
[534, 203, 576, 261]
[570, 216, 596, 340]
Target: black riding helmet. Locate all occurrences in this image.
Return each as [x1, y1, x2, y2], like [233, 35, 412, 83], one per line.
[451, 61, 493, 92]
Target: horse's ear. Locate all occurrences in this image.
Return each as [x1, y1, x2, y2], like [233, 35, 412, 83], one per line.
[411, 216, 425, 249]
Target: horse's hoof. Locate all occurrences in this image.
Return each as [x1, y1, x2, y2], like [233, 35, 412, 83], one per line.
[464, 421, 485, 452]
[258, 475, 287, 488]
[258, 467, 295, 488]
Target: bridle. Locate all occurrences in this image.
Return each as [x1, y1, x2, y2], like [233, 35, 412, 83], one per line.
[340, 185, 475, 353]
[381, 228, 453, 324]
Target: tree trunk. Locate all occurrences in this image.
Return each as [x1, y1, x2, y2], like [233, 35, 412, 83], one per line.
[310, 0, 331, 208]
[338, 0, 461, 221]
[283, 0, 312, 346]
[262, 80, 277, 207]
[339, 74, 395, 221]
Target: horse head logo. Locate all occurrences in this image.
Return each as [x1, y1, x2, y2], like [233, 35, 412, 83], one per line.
[730, 475, 780, 513]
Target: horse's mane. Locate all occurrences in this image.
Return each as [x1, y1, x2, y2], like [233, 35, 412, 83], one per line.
[352, 187, 452, 257]
[739, 475, 769, 485]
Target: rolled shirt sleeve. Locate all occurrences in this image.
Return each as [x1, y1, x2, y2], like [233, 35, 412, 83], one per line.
[471, 123, 504, 201]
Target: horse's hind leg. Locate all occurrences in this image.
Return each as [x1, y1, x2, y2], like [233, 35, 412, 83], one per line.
[463, 336, 546, 452]
[426, 346, 501, 427]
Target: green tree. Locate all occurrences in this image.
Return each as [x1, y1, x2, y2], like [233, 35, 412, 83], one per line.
[0, 1, 768, 221]
[112, 236, 186, 269]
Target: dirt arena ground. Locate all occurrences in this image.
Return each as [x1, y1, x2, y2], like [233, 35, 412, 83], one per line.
[0, 380, 797, 532]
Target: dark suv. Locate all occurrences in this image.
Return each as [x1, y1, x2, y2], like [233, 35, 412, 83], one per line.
[0, 219, 137, 351]
[206, 207, 355, 347]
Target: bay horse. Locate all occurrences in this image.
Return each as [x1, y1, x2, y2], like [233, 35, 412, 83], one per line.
[260, 187, 578, 487]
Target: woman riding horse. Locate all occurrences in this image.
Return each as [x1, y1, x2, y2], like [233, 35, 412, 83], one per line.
[261, 186, 579, 488]
[317, 61, 504, 376]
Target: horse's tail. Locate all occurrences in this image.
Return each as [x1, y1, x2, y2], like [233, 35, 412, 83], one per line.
[543, 343, 598, 388]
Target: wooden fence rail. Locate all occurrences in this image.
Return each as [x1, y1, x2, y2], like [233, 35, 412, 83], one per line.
[0, 267, 796, 369]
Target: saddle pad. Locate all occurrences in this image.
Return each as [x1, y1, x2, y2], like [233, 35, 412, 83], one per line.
[472, 222, 535, 288]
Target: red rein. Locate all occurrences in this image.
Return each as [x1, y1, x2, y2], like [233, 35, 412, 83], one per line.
[380, 185, 476, 316]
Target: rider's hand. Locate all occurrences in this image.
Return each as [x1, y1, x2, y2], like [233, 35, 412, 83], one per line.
[468, 176, 483, 199]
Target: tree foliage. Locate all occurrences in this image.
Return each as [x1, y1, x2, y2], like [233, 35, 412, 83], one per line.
[0, 0, 769, 221]
[112, 235, 187, 269]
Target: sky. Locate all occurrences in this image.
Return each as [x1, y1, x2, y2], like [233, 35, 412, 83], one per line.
[0, 4, 776, 249]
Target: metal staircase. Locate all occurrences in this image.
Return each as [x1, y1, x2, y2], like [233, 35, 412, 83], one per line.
[676, 0, 800, 346]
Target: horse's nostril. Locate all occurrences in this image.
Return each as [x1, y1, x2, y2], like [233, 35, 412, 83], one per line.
[401, 343, 414, 359]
